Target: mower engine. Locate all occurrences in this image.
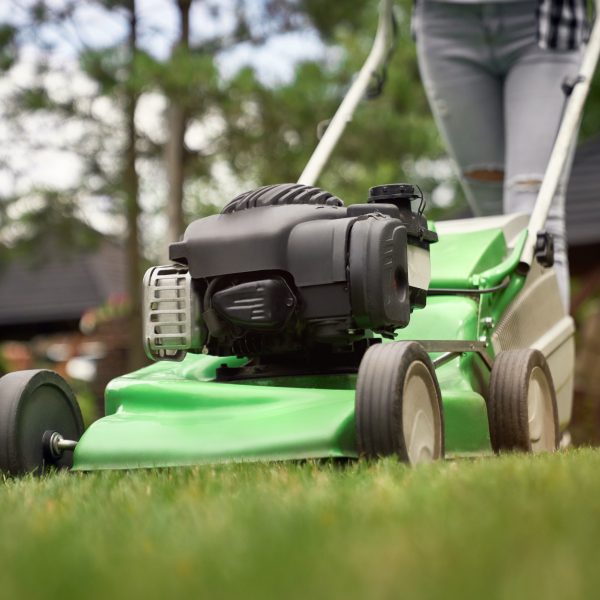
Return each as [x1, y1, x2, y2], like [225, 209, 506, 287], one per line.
[143, 183, 437, 364]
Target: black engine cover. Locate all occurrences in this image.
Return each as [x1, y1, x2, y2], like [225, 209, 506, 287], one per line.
[349, 217, 409, 329]
[168, 202, 420, 356]
[212, 278, 296, 330]
[170, 205, 348, 280]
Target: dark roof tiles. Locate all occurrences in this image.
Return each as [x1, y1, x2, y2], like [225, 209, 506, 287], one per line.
[0, 240, 127, 327]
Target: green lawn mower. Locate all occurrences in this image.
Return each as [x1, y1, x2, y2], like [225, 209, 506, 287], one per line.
[0, 0, 598, 474]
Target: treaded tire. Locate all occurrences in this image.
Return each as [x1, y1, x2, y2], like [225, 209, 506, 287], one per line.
[355, 341, 444, 464]
[488, 348, 559, 453]
[0, 370, 84, 475]
[221, 183, 343, 214]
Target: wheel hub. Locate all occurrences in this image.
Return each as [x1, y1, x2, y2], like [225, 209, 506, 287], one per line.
[527, 366, 555, 452]
[402, 361, 441, 464]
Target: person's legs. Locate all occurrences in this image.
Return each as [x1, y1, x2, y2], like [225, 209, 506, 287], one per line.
[416, 0, 581, 308]
[414, 1, 505, 217]
[503, 36, 582, 309]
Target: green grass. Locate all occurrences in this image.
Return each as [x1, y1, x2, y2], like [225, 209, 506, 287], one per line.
[2, 450, 600, 599]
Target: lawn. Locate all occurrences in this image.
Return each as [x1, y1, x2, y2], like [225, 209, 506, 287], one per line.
[1, 449, 599, 599]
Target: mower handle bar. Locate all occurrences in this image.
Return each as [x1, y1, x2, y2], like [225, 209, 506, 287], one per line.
[522, 0, 600, 267]
[297, 0, 395, 187]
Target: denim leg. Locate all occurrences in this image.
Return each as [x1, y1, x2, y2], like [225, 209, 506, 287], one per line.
[414, 1, 504, 217]
[504, 47, 582, 309]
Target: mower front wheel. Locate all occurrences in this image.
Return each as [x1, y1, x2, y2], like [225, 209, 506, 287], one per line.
[0, 370, 84, 475]
[355, 341, 444, 465]
[488, 348, 559, 453]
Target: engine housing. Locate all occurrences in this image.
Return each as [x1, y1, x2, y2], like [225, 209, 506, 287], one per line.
[143, 184, 437, 362]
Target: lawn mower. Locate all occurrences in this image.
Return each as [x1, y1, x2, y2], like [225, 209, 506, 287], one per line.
[0, 0, 597, 474]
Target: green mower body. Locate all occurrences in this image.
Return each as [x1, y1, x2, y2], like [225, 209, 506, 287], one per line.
[72, 213, 575, 471]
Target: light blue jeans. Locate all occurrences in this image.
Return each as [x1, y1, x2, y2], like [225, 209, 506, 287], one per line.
[414, 0, 583, 308]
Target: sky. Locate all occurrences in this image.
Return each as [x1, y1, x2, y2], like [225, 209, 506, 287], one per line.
[0, 0, 325, 83]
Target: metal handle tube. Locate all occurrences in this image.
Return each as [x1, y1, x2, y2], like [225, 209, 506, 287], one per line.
[522, 1, 600, 266]
[297, 0, 395, 186]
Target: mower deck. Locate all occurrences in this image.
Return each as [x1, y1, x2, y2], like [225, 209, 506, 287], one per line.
[72, 348, 491, 472]
[72, 214, 574, 471]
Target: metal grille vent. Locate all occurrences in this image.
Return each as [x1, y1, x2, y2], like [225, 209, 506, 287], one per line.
[143, 264, 198, 361]
[492, 264, 564, 354]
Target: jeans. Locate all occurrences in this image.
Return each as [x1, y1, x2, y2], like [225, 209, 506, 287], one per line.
[414, 0, 582, 309]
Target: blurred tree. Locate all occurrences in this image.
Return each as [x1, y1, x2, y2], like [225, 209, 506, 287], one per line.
[58, 0, 146, 369]
[0, 0, 458, 369]
[164, 0, 192, 246]
[159, 0, 388, 241]
[0, 22, 19, 268]
[183, 0, 449, 218]
[121, 0, 145, 370]
[0, 0, 150, 369]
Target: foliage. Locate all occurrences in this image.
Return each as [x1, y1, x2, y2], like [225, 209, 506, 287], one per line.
[211, 0, 446, 211]
[0, 450, 599, 598]
[581, 69, 600, 140]
[0, 0, 454, 247]
[69, 379, 99, 427]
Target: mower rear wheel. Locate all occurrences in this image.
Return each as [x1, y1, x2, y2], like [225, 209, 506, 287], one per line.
[355, 341, 444, 465]
[0, 370, 84, 475]
[488, 348, 559, 453]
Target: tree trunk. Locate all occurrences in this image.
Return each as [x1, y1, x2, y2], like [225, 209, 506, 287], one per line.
[165, 0, 192, 252]
[123, 0, 146, 371]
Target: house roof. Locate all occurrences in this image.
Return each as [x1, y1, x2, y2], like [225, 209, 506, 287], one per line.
[566, 134, 600, 247]
[0, 239, 127, 328]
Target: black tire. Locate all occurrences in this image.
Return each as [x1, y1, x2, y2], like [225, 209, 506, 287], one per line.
[488, 348, 559, 453]
[355, 341, 444, 464]
[0, 370, 84, 475]
[221, 183, 343, 214]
